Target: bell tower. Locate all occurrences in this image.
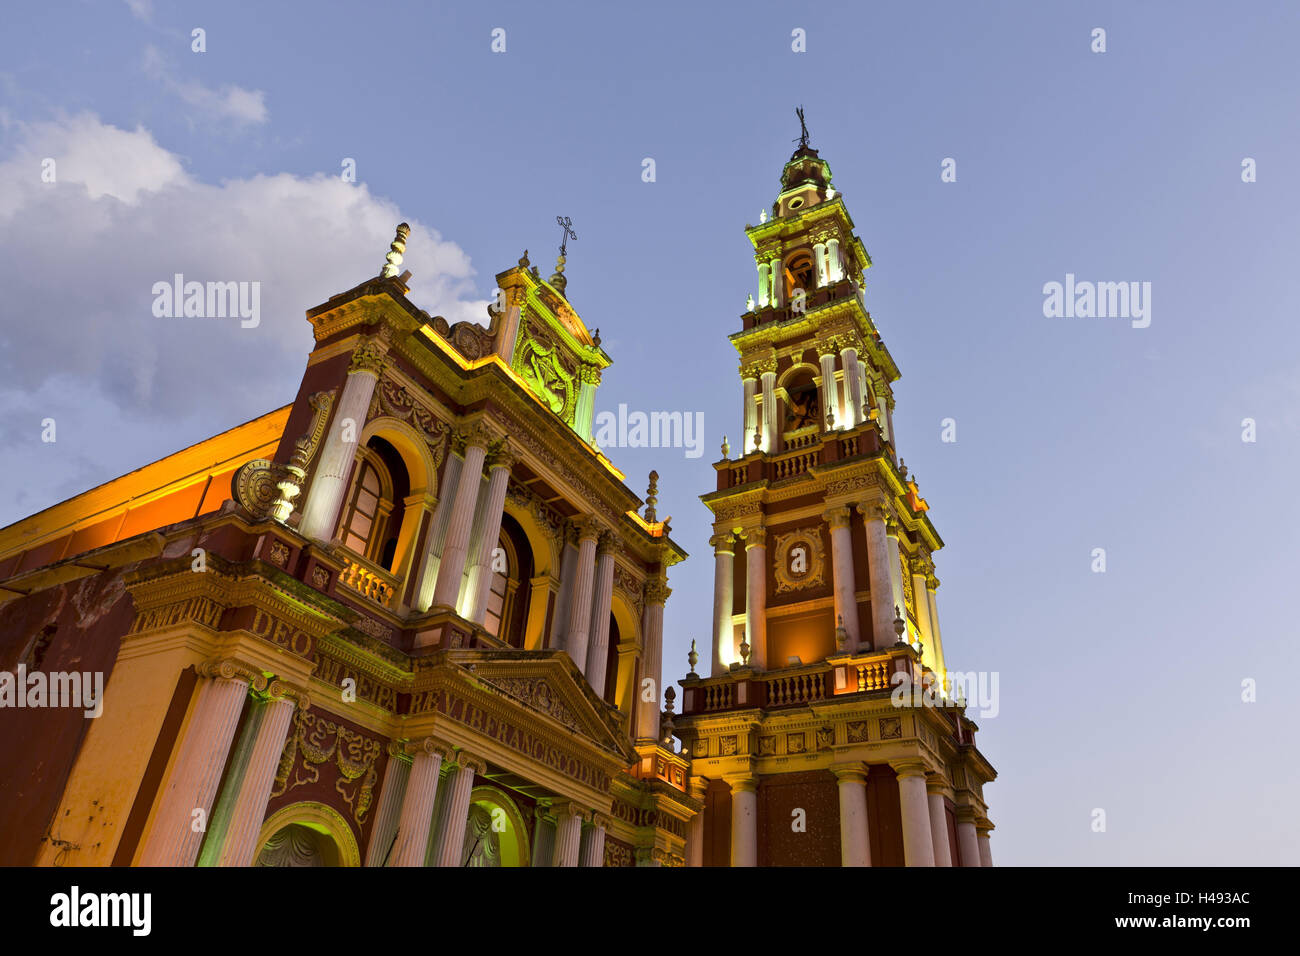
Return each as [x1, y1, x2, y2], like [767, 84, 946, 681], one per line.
[673, 116, 999, 868]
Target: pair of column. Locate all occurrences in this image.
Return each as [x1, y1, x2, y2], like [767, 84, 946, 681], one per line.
[562, 518, 616, 686]
[858, 502, 904, 651]
[387, 742, 486, 867]
[428, 424, 503, 614]
[533, 803, 605, 866]
[139, 661, 303, 867]
[954, 806, 993, 867]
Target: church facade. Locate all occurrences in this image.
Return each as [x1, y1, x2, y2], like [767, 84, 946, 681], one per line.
[0, 133, 997, 868]
[0, 226, 694, 867]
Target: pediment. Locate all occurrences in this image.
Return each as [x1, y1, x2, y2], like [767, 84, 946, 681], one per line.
[440, 649, 636, 764]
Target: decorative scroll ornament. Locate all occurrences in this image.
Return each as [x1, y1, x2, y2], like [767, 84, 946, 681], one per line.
[513, 317, 577, 423]
[772, 526, 826, 594]
[270, 710, 381, 825]
[234, 390, 336, 522]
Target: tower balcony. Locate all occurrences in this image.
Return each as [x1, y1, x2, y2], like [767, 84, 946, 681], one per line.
[716, 418, 889, 491]
[677, 643, 931, 718]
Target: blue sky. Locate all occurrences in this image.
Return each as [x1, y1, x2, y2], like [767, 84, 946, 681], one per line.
[3, 1, 1298, 865]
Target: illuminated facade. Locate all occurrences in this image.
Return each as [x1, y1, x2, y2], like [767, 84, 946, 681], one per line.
[0, 232, 696, 867]
[670, 139, 999, 866]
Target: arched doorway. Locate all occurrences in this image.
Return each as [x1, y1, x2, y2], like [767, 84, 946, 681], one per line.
[254, 802, 360, 867]
[459, 786, 531, 867]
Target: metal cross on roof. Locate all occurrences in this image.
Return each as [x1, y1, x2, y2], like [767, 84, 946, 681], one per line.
[795, 105, 810, 148]
[556, 215, 577, 257]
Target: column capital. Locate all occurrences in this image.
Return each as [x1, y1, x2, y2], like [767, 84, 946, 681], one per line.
[486, 439, 518, 471]
[197, 657, 267, 692]
[688, 776, 710, 801]
[755, 360, 778, 377]
[348, 340, 388, 376]
[596, 531, 621, 556]
[588, 810, 612, 830]
[823, 505, 852, 529]
[549, 799, 586, 820]
[856, 500, 891, 523]
[925, 774, 953, 797]
[452, 751, 487, 776]
[742, 527, 766, 549]
[262, 679, 311, 712]
[405, 736, 453, 761]
[643, 577, 671, 606]
[975, 819, 995, 835]
[709, 532, 735, 553]
[954, 805, 979, 825]
[926, 572, 941, 590]
[724, 775, 757, 794]
[459, 419, 495, 451]
[574, 514, 603, 543]
[830, 763, 869, 785]
[889, 758, 930, 779]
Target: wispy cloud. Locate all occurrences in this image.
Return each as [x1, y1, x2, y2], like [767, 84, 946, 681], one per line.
[143, 45, 268, 127]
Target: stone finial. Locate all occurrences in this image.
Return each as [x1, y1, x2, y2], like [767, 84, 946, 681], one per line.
[381, 222, 410, 278]
[518, 249, 530, 268]
[894, 606, 907, 644]
[739, 637, 752, 668]
[746, 294, 755, 311]
[721, 435, 730, 460]
[687, 639, 699, 677]
[593, 327, 601, 347]
[644, 470, 659, 522]
[899, 458, 909, 479]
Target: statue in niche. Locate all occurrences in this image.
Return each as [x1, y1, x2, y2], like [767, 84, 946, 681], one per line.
[786, 383, 820, 430]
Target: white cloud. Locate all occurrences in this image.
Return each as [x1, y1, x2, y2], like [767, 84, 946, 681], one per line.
[0, 113, 489, 526]
[123, 0, 153, 22]
[143, 45, 269, 127]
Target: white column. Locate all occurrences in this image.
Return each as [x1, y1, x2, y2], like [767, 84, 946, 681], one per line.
[912, 558, 938, 674]
[878, 394, 893, 445]
[859, 503, 896, 651]
[744, 529, 767, 670]
[893, 761, 935, 867]
[389, 739, 448, 867]
[463, 449, 515, 622]
[927, 781, 953, 868]
[493, 287, 526, 362]
[834, 767, 871, 867]
[956, 809, 981, 867]
[552, 802, 583, 867]
[757, 262, 770, 308]
[431, 754, 484, 867]
[841, 346, 863, 427]
[214, 690, 299, 867]
[760, 369, 777, 453]
[819, 349, 839, 430]
[298, 343, 384, 541]
[549, 528, 580, 646]
[576, 370, 597, 443]
[711, 533, 736, 675]
[926, 573, 949, 683]
[824, 506, 861, 652]
[635, 577, 670, 739]
[729, 778, 757, 867]
[416, 449, 465, 611]
[364, 744, 411, 866]
[856, 364, 869, 421]
[769, 258, 782, 307]
[977, 825, 994, 867]
[584, 533, 617, 689]
[532, 808, 556, 867]
[742, 374, 758, 454]
[813, 242, 828, 287]
[430, 427, 491, 608]
[826, 237, 842, 281]
[564, 518, 601, 672]
[138, 664, 252, 866]
[578, 813, 607, 867]
[886, 518, 907, 639]
[686, 780, 707, 867]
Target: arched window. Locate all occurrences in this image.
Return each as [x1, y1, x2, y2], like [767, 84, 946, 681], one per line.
[786, 251, 815, 297]
[485, 514, 533, 647]
[338, 437, 409, 571]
